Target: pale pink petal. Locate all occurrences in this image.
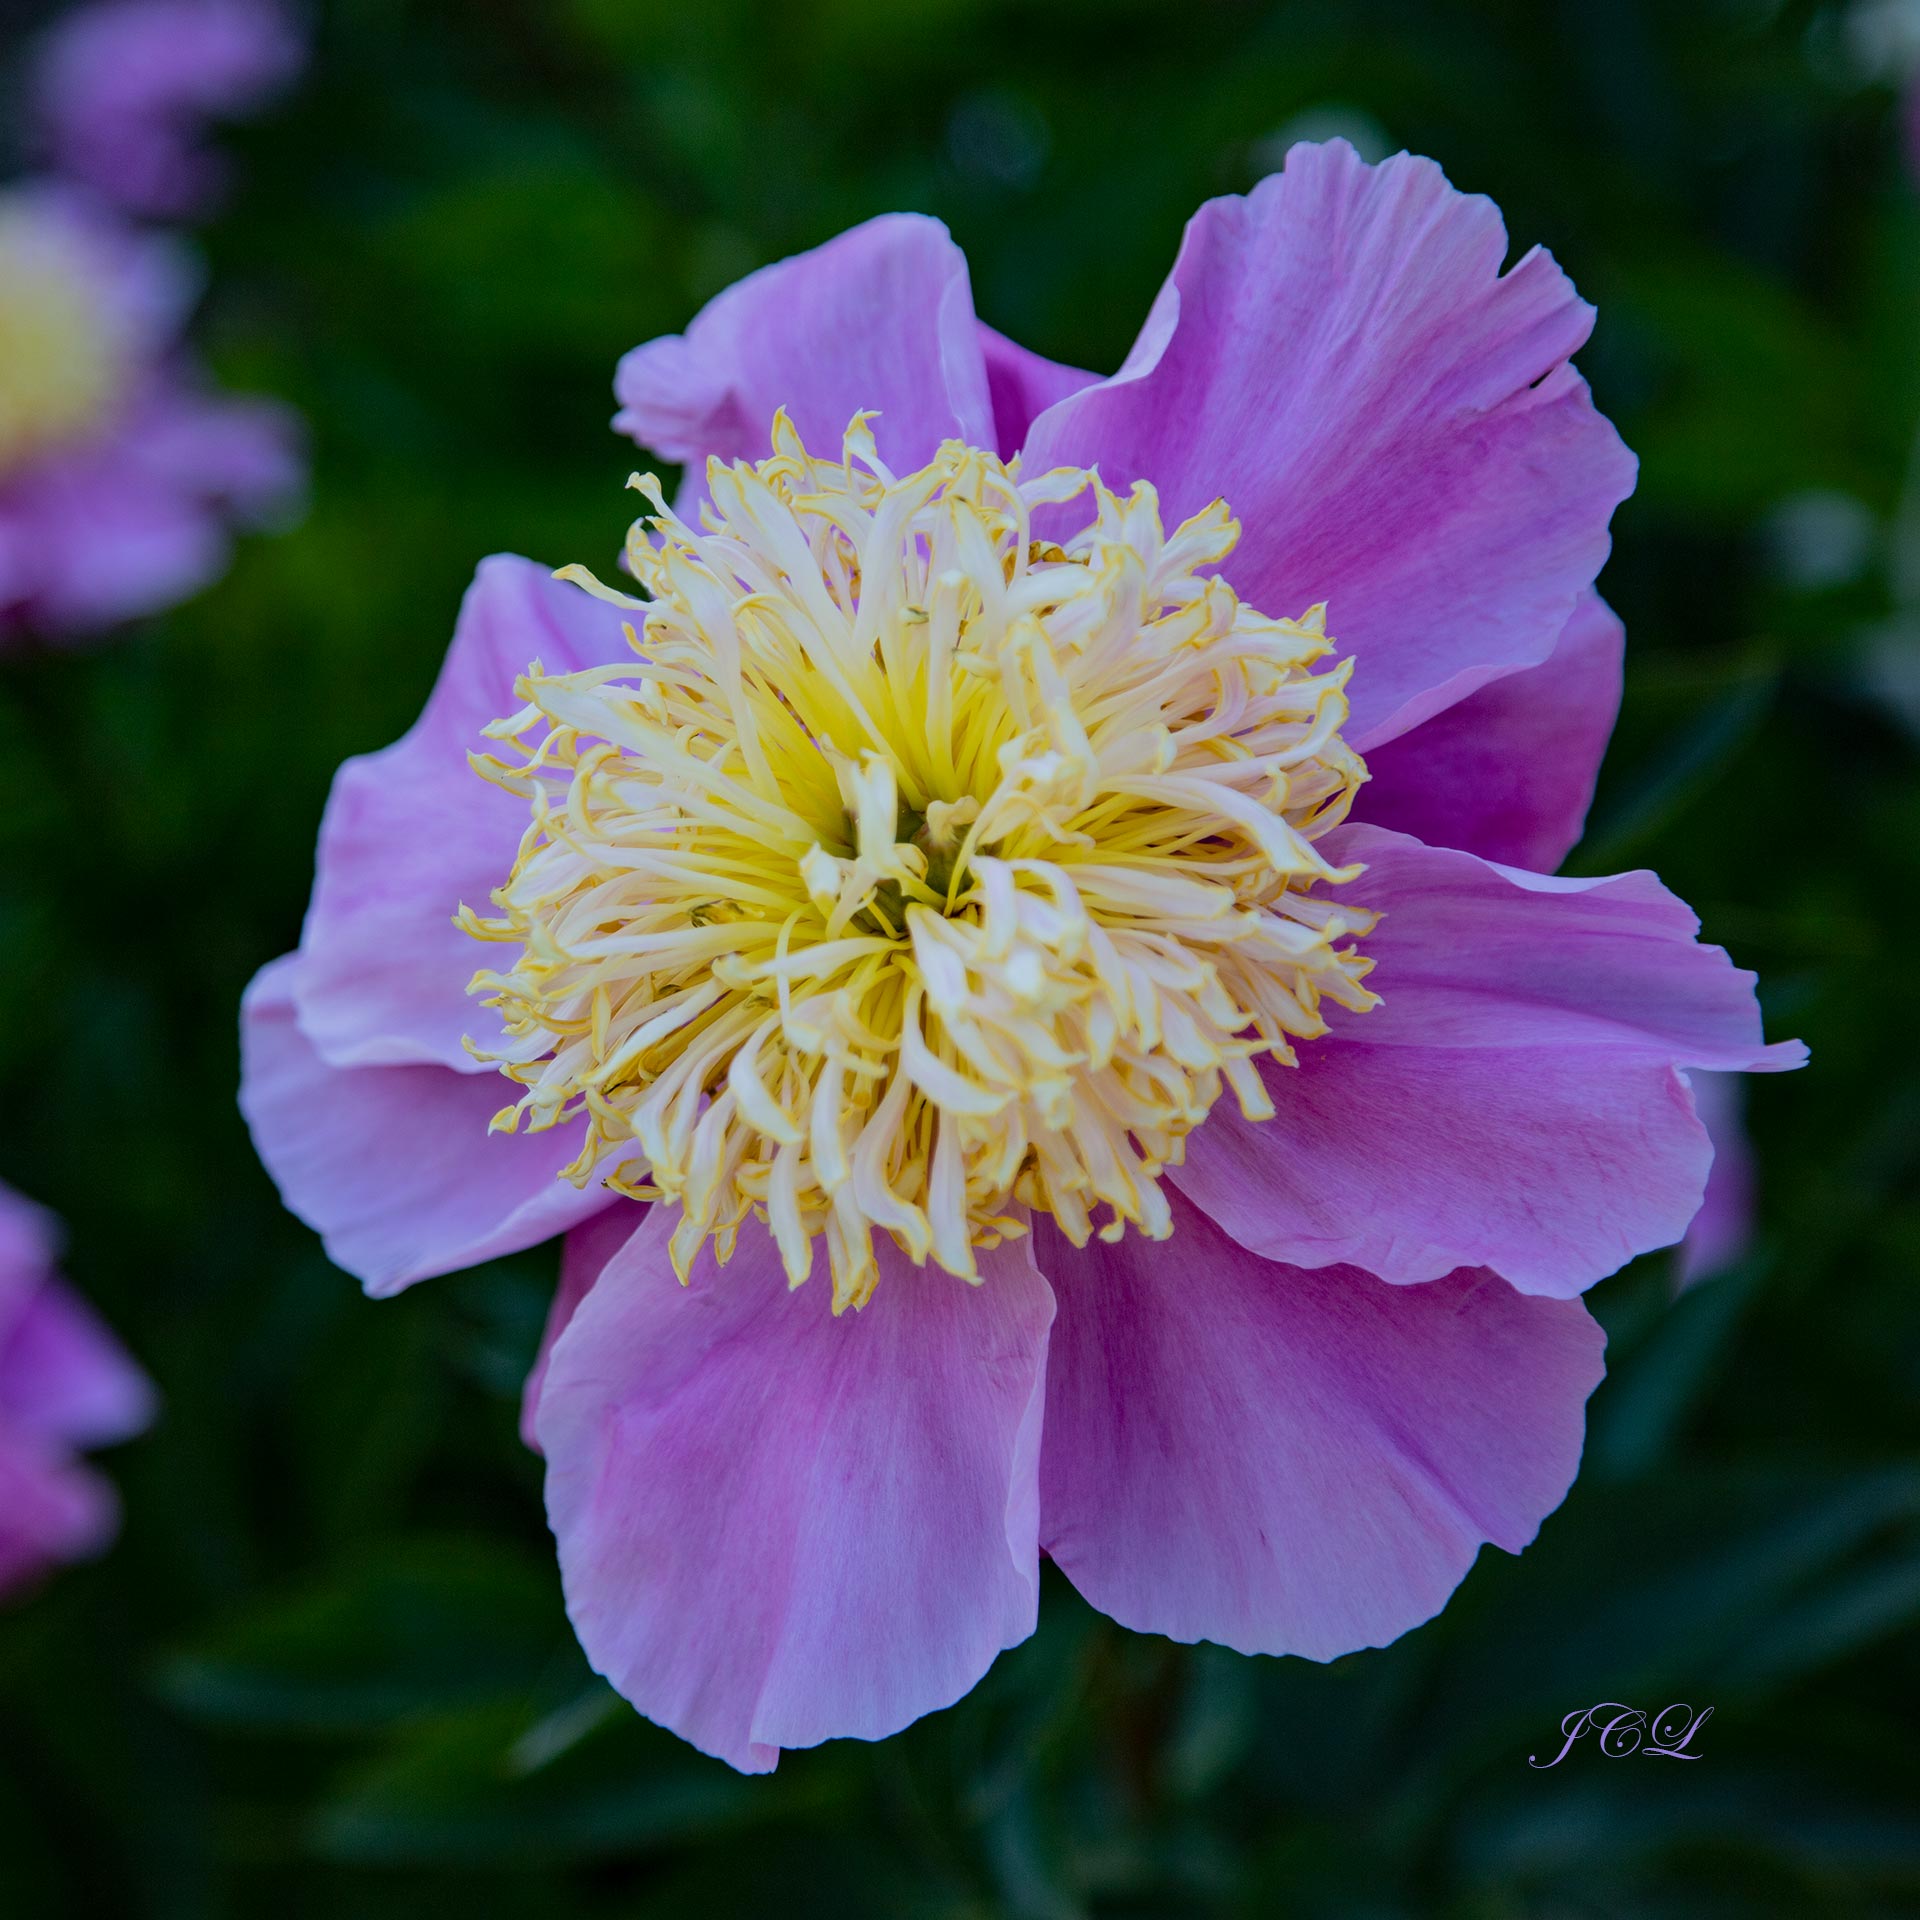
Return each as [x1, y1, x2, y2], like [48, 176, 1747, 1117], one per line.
[977, 323, 1098, 460]
[239, 956, 617, 1296]
[1172, 827, 1804, 1295]
[1035, 1194, 1604, 1659]
[1359, 591, 1624, 869]
[1018, 141, 1636, 748]
[519, 1203, 644, 1453]
[538, 1209, 1053, 1772]
[293, 558, 632, 1073]
[614, 215, 996, 480]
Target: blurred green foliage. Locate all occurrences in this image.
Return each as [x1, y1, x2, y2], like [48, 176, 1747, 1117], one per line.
[2, 0, 1918, 1913]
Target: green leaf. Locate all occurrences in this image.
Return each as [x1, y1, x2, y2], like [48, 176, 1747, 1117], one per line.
[158, 1538, 568, 1734]
[311, 1697, 826, 1867]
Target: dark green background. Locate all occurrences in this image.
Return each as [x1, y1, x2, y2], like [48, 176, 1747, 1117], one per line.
[2, 0, 1917, 1913]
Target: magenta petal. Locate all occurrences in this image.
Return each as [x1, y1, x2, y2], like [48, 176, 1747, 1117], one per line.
[1019, 141, 1637, 748]
[1173, 827, 1803, 1295]
[1035, 1194, 1604, 1659]
[1359, 591, 1624, 870]
[240, 956, 615, 1295]
[519, 1202, 644, 1453]
[614, 215, 997, 478]
[294, 558, 631, 1073]
[977, 323, 1099, 461]
[538, 1210, 1053, 1772]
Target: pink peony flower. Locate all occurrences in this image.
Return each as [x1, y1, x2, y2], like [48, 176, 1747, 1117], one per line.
[239, 143, 1804, 1772]
[0, 1182, 155, 1599]
[0, 184, 302, 644]
[29, 0, 304, 219]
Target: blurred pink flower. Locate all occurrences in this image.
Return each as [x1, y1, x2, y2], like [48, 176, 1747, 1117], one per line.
[240, 143, 1805, 1771]
[0, 1182, 155, 1599]
[30, 0, 303, 219]
[0, 185, 301, 645]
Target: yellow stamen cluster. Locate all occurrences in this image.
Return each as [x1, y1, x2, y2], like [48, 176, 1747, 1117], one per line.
[0, 200, 122, 481]
[462, 414, 1378, 1309]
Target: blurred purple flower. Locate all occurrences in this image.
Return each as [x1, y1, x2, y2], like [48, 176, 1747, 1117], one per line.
[30, 0, 303, 219]
[0, 1182, 155, 1599]
[1677, 1072, 1757, 1288]
[0, 185, 301, 645]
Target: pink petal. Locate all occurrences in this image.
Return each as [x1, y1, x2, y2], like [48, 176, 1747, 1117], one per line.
[1018, 140, 1637, 748]
[1359, 591, 1624, 870]
[0, 388, 297, 642]
[538, 1209, 1053, 1773]
[293, 558, 631, 1073]
[0, 1431, 118, 1600]
[614, 215, 997, 480]
[239, 956, 616, 1296]
[977, 323, 1098, 460]
[1177, 1045, 1713, 1298]
[1315, 826, 1806, 1068]
[31, 0, 304, 218]
[1034, 1193, 1604, 1659]
[1172, 827, 1804, 1296]
[1677, 1072, 1756, 1289]
[519, 1202, 644, 1453]
[0, 183, 202, 352]
[0, 1277, 156, 1451]
[0, 449, 227, 635]
[0, 1185, 58, 1319]
[130, 384, 305, 519]
[0, 196, 300, 643]
[0, 1181, 149, 1600]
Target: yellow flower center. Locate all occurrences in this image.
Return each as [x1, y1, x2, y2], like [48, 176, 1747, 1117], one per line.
[0, 202, 124, 481]
[463, 414, 1378, 1309]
